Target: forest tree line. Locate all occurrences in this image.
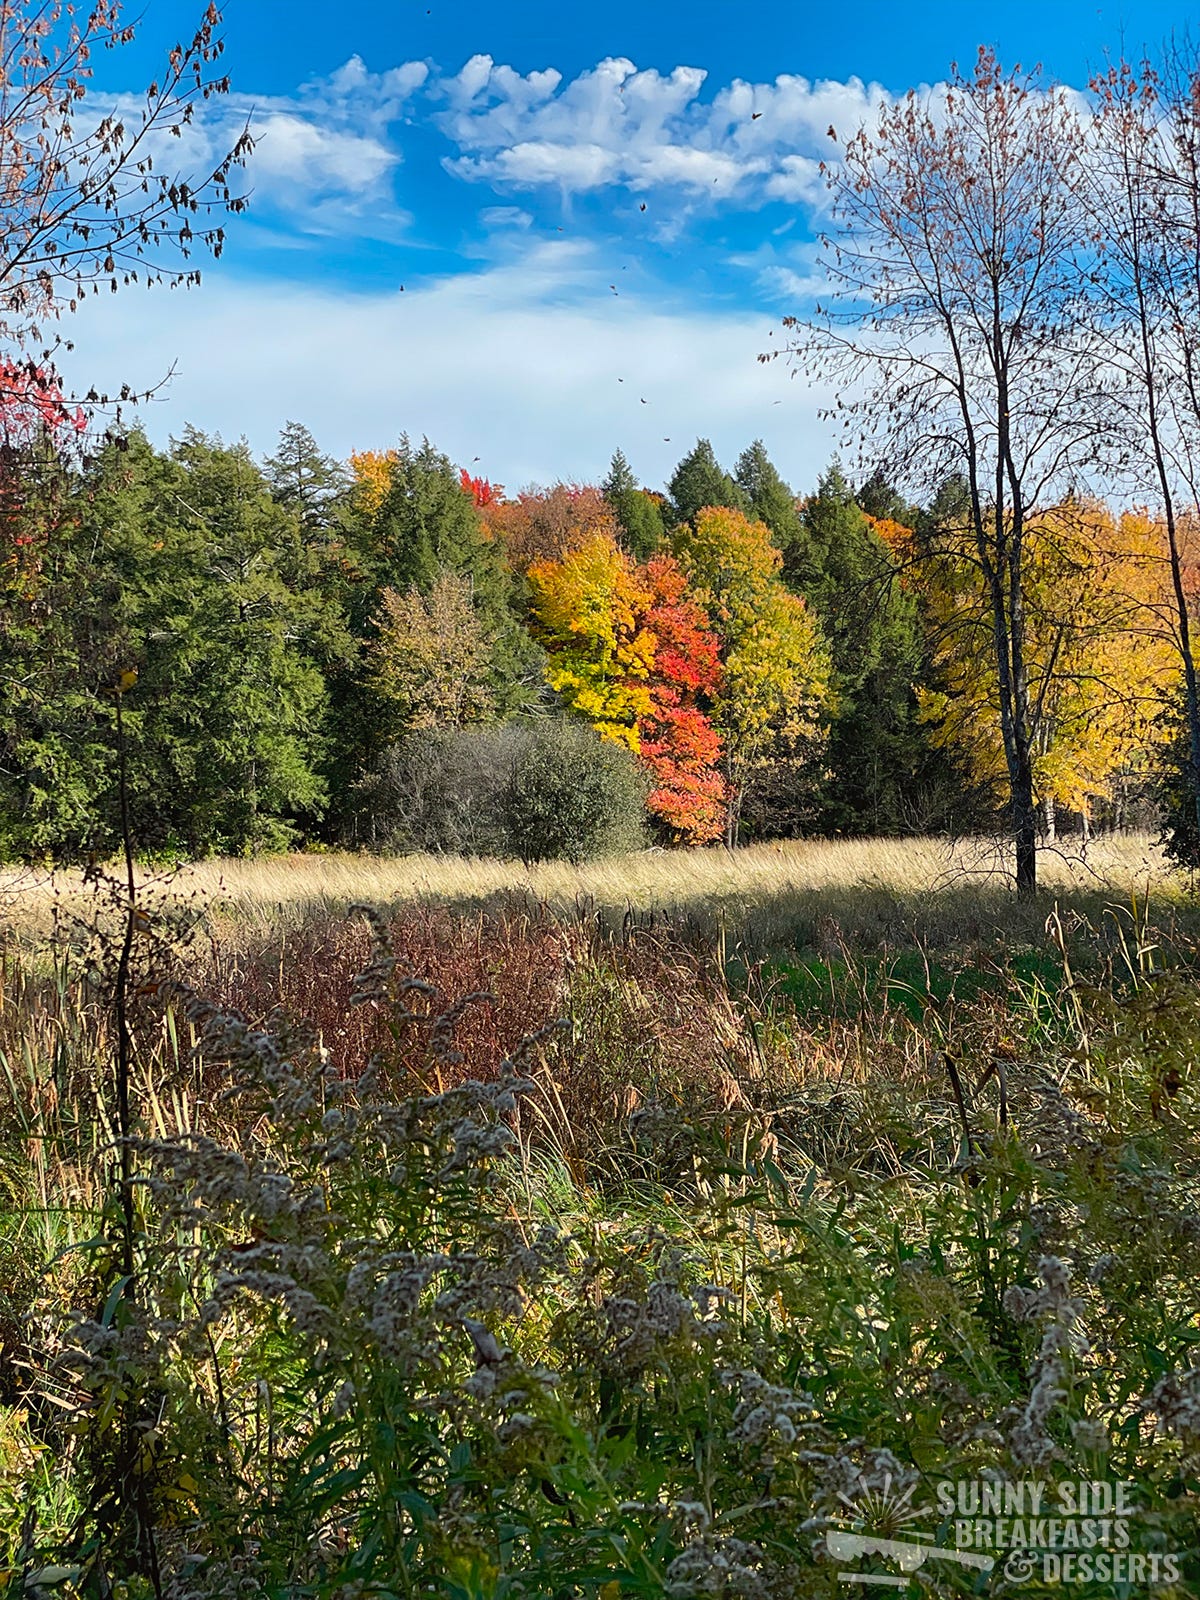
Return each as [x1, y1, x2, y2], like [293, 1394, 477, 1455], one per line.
[0, 415, 1190, 863]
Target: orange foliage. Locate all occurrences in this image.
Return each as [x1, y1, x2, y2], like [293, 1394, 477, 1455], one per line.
[460, 468, 503, 509]
[637, 556, 728, 844]
[485, 484, 619, 574]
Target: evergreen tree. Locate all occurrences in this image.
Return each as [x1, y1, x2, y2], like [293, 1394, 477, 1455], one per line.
[855, 467, 921, 528]
[363, 435, 498, 597]
[800, 462, 927, 833]
[603, 448, 664, 560]
[666, 439, 747, 528]
[0, 428, 333, 859]
[133, 428, 331, 854]
[329, 437, 541, 835]
[264, 420, 350, 543]
[734, 440, 806, 562]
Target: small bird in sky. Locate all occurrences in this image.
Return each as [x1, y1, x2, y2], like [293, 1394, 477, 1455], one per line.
[663, 437, 671, 442]
[640, 202, 647, 211]
[751, 111, 762, 120]
[618, 377, 624, 382]
[640, 398, 648, 404]
[610, 284, 618, 293]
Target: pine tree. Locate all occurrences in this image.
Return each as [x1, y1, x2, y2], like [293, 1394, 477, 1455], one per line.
[855, 467, 921, 529]
[666, 439, 747, 529]
[603, 448, 664, 560]
[364, 435, 489, 596]
[735, 441, 805, 562]
[264, 421, 350, 543]
[800, 462, 926, 833]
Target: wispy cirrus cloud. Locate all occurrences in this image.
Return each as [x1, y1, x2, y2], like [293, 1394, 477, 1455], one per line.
[62, 239, 834, 489]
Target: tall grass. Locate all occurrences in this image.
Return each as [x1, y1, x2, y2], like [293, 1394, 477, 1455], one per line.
[1, 832, 1180, 951]
[1, 863, 1198, 1595]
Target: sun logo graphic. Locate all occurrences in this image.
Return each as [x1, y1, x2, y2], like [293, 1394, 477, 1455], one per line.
[827, 1474, 996, 1589]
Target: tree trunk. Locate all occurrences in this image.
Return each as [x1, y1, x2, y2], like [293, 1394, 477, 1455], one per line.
[1013, 760, 1038, 895]
[1043, 791, 1056, 842]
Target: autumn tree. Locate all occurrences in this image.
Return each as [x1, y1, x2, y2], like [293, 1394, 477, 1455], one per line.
[672, 506, 830, 844]
[526, 531, 655, 748]
[367, 572, 499, 737]
[790, 49, 1107, 892]
[485, 482, 618, 574]
[917, 500, 1173, 835]
[1087, 55, 1200, 855]
[637, 555, 727, 844]
[349, 449, 398, 520]
[460, 468, 503, 510]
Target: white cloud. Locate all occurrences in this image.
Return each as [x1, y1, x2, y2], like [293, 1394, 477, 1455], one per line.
[244, 112, 397, 197]
[91, 53, 895, 245]
[435, 54, 889, 206]
[480, 205, 533, 229]
[88, 57, 430, 238]
[60, 244, 839, 493]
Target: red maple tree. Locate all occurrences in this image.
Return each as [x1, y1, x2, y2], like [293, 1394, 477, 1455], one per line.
[637, 555, 728, 845]
[460, 467, 503, 510]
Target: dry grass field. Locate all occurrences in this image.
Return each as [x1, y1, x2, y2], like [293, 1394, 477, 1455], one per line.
[5, 831, 1200, 1592]
[0, 829, 1184, 955]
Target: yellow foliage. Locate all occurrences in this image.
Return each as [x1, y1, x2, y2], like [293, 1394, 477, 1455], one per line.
[919, 499, 1176, 819]
[527, 532, 656, 749]
[672, 506, 832, 777]
[349, 449, 398, 517]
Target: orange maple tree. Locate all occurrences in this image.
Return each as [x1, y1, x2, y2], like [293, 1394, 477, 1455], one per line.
[637, 555, 727, 844]
[527, 531, 728, 844]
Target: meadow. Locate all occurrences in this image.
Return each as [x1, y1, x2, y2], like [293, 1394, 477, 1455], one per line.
[2, 834, 1199, 1598]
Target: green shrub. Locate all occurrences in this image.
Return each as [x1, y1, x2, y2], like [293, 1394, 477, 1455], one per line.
[498, 720, 648, 863]
[359, 720, 648, 862]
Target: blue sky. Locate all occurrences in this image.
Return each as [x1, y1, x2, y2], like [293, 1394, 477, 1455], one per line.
[73, 0, 1188, 495]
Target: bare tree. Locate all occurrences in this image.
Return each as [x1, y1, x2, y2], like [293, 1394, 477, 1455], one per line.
[0, 0, 251, 401]
[1086, 56, 1200, 850]
[782, 49, 1109, 893]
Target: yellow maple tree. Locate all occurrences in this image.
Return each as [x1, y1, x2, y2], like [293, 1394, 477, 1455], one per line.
[918, 499, 1175, 831]
[526, 532, 656, 749]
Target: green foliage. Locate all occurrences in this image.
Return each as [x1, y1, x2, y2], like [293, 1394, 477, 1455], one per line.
[855, 467, 921, 529]
[356, 434, 503, 600]
[798, 463, 930, 834]
[1155, 689, 1200, 870]
[264, 420, 351, 541]
[498, 720, 649, 862]
[665, 438, 747, 528]
[353, 726, 514, 855]
[0, 428, 333, 859]
[734, 439, 805, 563]
[603, 448, 664, 561]
[356, 720, 648, 862]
